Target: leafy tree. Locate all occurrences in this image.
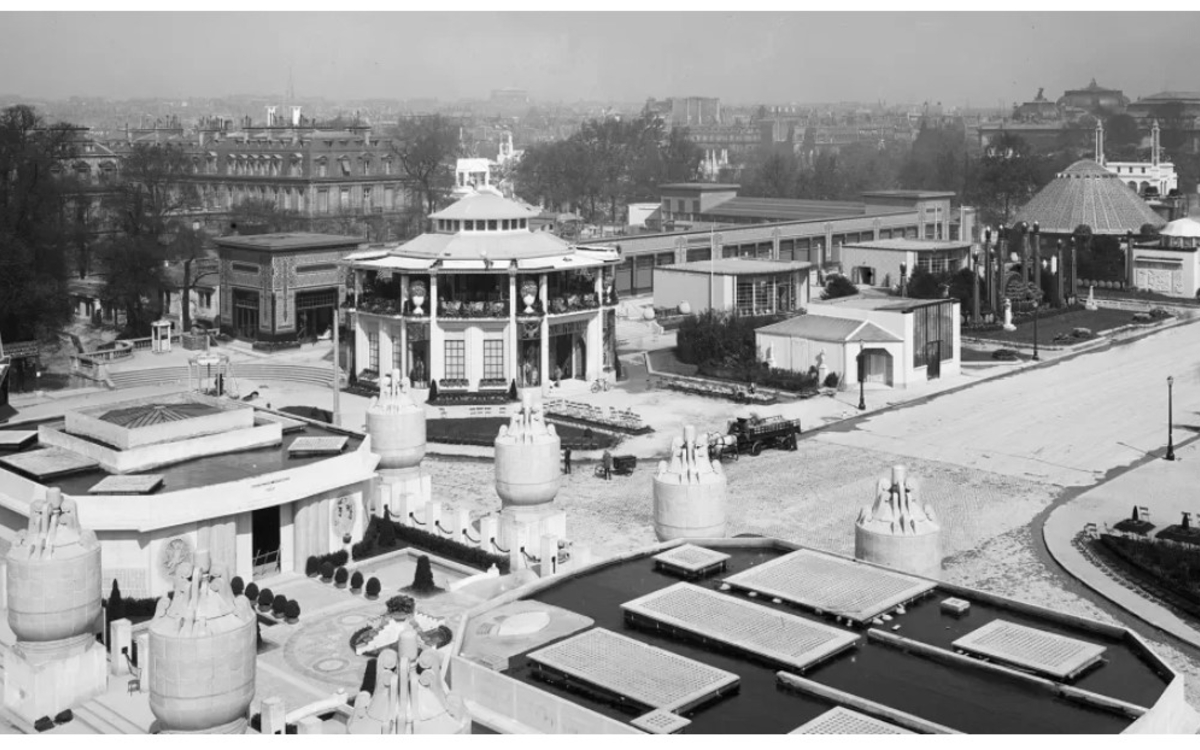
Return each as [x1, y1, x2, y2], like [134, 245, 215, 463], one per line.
[0, 105, 79, 342]
[744, 150, 801, 198]
[228, 198, 306, 235]
[907, 267, 947, 299]
[107, 141, 195, 239]
[821, 275, 859, 300]
[972, 133, 1040, 228]
[96, 236, 166, 335]
[1105, 114, 1142, 161]
[389, 114, 461, 218]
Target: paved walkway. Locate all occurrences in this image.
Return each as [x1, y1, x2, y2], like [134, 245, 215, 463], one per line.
[1043, 439, 1200, 649]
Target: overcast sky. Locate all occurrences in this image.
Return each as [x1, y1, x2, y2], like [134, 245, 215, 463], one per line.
[2, 11, 1198, 106]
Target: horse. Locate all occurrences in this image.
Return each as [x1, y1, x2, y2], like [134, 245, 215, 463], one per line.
[705, 431, 739, 462]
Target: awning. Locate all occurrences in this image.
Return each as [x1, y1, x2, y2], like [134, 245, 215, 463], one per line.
[516, 254, 603, 271]
[355, 256, 436, 271]
[439, 259, 511, 272]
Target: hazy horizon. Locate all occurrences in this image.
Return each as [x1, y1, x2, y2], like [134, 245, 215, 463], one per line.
[3, 11, 1199, 106]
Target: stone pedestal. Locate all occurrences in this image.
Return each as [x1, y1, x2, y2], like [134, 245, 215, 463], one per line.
[3, 634, 107, 724]
[379, 468, 433, 521]
[652, 426, 727, 542]
[499, 506, 567, 560]
[854, 465, 942, 579]
[494, 393, 561, 508]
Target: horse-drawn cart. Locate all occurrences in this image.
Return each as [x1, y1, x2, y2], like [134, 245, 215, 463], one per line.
[706, 415, 801, 460]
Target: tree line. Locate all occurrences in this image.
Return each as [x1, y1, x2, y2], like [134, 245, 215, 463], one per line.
[513, 113, 702, 224]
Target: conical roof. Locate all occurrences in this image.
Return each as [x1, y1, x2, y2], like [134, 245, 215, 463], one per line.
[429, 190, 538, 222]
[1012, 159, 1166, 235]
[1161, 217, 1200, 238]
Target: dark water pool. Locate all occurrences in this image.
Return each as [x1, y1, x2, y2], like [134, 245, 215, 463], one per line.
[506, 547, 1160, 734]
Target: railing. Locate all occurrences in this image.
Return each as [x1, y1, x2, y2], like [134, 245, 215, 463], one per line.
[438, 299, 510, 319]
[546, 294, 600, 315]
[252, 550, 280, 580]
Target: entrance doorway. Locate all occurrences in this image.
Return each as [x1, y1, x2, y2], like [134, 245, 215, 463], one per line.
[550, 333, 586, 383]
[861, 348, 894, 386]
[251, 505, 281, 580]
[925, 341, 942, 380]
[854, 266, 875, 286]
[295, 288, 338, 342]
[232, 289, 260, 340]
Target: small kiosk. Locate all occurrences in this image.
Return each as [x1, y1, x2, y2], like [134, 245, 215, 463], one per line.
[151, 319, 173, 354]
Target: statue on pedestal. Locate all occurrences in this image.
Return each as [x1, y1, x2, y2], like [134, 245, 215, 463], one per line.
[1002, 298, 1016, 331]
[1085, 285, 1098, 311]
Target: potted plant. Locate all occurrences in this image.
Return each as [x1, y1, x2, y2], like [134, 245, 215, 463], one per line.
[272, 594, 288, 617]
[257, 588, 273, 613]
[350, 571, 364, 594]
[285, 600, 301, 624]
[385, 594, 415, 620]
[365, 577, 381, 600]
[334, 567, 349, 589]
[305, 557, 319, 578]
[320, 561, 335, 583]
[245, 582, 260, 603]
[230, 576, 245, 598]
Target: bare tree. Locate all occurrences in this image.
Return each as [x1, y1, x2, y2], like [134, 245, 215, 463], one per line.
[389, 115, 462, 219]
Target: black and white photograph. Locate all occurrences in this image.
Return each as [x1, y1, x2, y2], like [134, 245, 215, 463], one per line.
[1, 4, 1200, 738]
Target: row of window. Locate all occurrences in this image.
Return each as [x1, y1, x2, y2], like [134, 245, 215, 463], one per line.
[367, 333, 505, 381]
[196, 155, 395, 178]
[436, 218, 529, 233]
[196, 184, 400, 213]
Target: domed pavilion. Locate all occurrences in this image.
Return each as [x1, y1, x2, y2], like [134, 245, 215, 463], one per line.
[1012, 159, 1166, 237]
[346, 188, 622, 395]
[1130, 216, 1200, 298]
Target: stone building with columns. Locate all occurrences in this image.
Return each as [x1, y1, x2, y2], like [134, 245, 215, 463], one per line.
[345, 189, 621, 392]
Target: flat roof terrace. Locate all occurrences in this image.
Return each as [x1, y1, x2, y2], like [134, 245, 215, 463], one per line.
[0, 412, 363, 497]
[500, 545, 1171, 734]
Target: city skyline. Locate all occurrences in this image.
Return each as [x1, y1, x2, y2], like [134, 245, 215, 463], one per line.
[2, 10, 1199, 107]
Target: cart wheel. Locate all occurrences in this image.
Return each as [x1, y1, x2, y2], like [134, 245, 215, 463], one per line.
[787, 435, 798, 451]
[750, 441, 763, 456]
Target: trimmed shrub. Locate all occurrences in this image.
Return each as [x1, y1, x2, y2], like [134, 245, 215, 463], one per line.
[386, 594, 415, 617]
[305, 557, 319, 577]
[230, 576, 245, 598]
[428, 380, 439, 402]
[1149, 307, 1171, 320]
[54, 709, 73, 725]
[992, 349, 1020, 361]
[1132, 312, 1152, 324]
[365, 577, 381, 599]
[258, 588, 273, 611]
[508, 379, 518, 401]
[106, 580, 126, 633]
[335, 567, 349, 587]
[350, 571, 364, 591]
[821, 275, 859, 300]
[285, 600, 300, 622]
[823, 372, 840, 389]
[352, 516, 510, 574]
[272, 594, 288, 616]
[245, 582, 260, 603]
[320, 561, 335, 581]
[377, 514, 397, 548]
[411, 555, 436, 593]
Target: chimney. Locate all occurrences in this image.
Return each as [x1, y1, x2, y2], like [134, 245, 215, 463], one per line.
[1094, 118, 1105, 166]
[1152, 120, 1161, 167]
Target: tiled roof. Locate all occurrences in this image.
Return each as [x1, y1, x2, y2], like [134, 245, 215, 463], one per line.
[704, 196, 866, 222]
[757, 314, 902, 343]
[390, 229, 574, 262]
[1012, 159, 1166, 236]
[844, 238, 971, 253]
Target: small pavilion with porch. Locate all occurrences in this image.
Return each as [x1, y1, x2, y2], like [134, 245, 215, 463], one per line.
[345, 189, 622, 396]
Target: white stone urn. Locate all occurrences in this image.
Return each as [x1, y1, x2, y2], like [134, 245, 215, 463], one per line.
[410, 281, 426, 315]
[520, 281, 539, 314]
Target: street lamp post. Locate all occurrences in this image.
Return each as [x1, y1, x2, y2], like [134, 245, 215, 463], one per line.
[983, 227, 993, 320]
[857, 340, 866, 411]
[1032, 221, 1041, 295]
[899, 262, 907, 298]
[1070, 236, 1078, 305]
[996, 226, 1008, 313]
[1032, 300, 1040, 361]
[1166, 375, 1176, 461]
[971, 245, 981, 324]
[1055, 239, 1064, 308]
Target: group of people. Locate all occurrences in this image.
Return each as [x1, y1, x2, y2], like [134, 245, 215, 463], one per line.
[562, 447, 614, 480]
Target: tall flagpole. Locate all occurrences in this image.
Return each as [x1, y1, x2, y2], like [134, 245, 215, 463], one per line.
[709, 224, 716, 311]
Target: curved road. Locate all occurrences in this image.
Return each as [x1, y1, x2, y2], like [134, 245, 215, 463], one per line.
[816, 318, 1200, 651]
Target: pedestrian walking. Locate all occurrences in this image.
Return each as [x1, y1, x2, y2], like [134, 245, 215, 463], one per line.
[563, 447, 572, 474]
[602, 449, 613, 481]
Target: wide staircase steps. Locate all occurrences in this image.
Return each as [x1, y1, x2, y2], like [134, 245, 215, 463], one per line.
[73, 690, 146, 735]
[107, 363, 341, 391]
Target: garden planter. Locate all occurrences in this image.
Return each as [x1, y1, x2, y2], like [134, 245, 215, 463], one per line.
[335, 582, 347, 589]
[321, 576, 333, 584]
[365, 593, 378, 601]
[351, 587, 362, 596]
[286, 616, 298, 625]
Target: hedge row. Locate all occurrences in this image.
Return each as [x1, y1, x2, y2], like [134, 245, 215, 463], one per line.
[1099, 534, 1200, 610]
[353, 515, 510, 574]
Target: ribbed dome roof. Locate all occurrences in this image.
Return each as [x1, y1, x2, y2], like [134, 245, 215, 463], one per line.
[1161, 217, 1200, 238]
[1012, 159, 1166, 235]
[429, 191, 538, 221]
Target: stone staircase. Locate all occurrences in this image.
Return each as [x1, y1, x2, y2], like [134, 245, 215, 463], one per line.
[107, 363, 341, 392]
[73, 692, 145, 735]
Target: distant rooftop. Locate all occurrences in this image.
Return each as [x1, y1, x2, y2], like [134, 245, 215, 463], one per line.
[812, 291, 957, 313]
[658, 258, 812, 276]
[703, 196, 869, 222]
[844, 238, 971, 252]
[861, 190, 957, 201]
[659, 183, 741, 191]
[214, 233, 363, 252]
